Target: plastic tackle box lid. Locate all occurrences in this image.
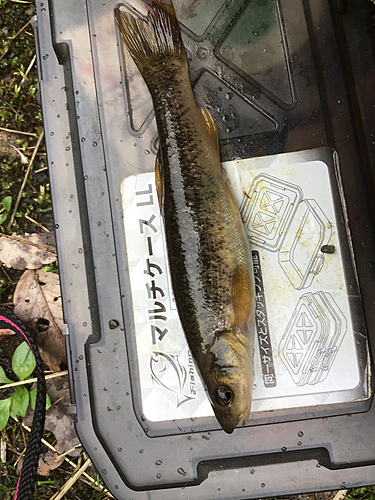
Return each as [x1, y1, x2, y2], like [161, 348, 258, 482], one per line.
[32, 0, 375, 498]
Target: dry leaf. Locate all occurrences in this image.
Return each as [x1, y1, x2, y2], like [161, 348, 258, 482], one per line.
[0, 232, 57, 270]
[24, 403, 80, 475]
[0, 328, 15, 338]
[43, 405, 80, 456]
[0, 131, 27, 163]
[24, 404, 80, 458]
[37, 450, 65, 476]
[46, 374, 71, 406]
[13, 269, 67, 371]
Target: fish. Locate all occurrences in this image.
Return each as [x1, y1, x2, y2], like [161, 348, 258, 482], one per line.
[116, 0, 255, 434]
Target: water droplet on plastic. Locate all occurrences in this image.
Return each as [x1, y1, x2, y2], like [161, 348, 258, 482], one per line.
[144, 149, 150, 155]
[197, 47, 208, 60]
[155, 460, 162, 466]
[177, 468, 187, 476]
[43, 54, 49, 60]
[109, 319, 119, 329]
[298, 431, 304, 437]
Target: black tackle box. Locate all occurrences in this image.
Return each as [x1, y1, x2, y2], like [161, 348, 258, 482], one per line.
[32, 0, 375, 498]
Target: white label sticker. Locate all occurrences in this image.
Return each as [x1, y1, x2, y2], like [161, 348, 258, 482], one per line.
[121, 154, 366, 422]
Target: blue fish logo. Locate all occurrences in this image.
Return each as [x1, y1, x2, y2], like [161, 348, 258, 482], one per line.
[150, 352, 197, 408]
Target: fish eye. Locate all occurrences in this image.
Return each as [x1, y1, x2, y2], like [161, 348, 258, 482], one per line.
[214, 385, 233, 406]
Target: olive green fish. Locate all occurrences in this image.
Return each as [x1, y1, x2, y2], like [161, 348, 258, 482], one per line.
[116, 0, 255, 433]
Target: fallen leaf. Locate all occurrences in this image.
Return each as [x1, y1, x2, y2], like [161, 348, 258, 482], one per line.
[37, 450, 64, 476]
[0, 328, 15, 338]
[0, 131, 25, 163]
[24, 403, 80, 457]
[0, 232, 57, 270]
[13, 270, 67, 371]
[45, 373, 71, 406]
[44, 405, 80, 456]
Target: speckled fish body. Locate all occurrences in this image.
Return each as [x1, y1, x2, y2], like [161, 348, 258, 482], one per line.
[116, 0, 255, 433]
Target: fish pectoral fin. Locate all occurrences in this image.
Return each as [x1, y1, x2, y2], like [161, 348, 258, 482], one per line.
[232, 263, 253, 334]
[155, 150, 163, 212]
[200, 107, 220, 151]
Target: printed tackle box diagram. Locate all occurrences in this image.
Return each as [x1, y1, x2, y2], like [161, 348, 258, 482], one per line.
[239, 173, 345, 388]
[121, 154, 361, 423]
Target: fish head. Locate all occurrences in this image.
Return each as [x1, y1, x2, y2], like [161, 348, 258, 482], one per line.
[204, 333, 254, 434]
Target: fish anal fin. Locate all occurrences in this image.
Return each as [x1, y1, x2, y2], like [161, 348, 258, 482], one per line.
[155, 151, 163, 212]
[232, 263, 253, 335]
[200, 108, 219, 151]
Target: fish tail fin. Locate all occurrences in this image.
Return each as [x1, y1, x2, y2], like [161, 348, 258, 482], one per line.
[115, 0, 185, 73]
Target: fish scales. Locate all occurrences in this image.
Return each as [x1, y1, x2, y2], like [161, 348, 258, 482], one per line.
[144, 60, 238, 340]
[116, 0, 255, 433]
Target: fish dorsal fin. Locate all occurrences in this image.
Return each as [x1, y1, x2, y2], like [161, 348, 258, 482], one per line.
[200, 107, 219, 151]
[155, 150, 163, 212]
[232, 263, 253, 335]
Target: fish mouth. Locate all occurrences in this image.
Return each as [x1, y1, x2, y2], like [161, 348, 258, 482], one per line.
[221, 421, 236, 434]
[216, 410, 249, 434]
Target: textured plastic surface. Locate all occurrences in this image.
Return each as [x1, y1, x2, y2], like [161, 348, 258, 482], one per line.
[32, 0, 375, 498]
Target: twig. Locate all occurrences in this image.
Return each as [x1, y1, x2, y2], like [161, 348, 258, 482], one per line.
[0, 47, 9, 63]
[55, 444, 83, 460]
[7, 129, 44, 229]
[0, 370, 68, 390]
[52, 390, 70, 406]
[19, 54, 36, 86]
[332, 490, 348, 500]
[11, 0, 32, 3]
[0, 232, 56, 254]
[19, 422, 113, 497]
[10, 144, 28, 164]
[34, 166, 48, 173]
[0, 127, 37, 137]
[24, 215, 50, 232]
[0, 19, 32, 62]
[0, 265, 12, 281]
[50, 458, 92, 500]
[20, 423, 27, 451]
[10, 20, 31, 40]
[0, 437, 6, 463]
